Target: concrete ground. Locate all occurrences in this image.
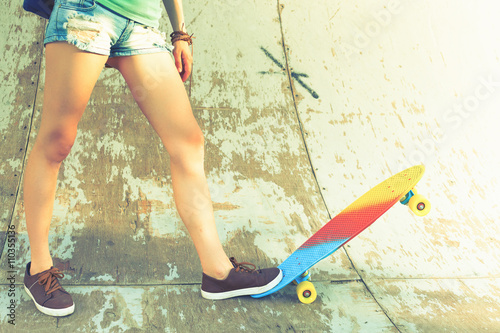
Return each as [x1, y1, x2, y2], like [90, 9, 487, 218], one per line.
[1, 0, 499, 332]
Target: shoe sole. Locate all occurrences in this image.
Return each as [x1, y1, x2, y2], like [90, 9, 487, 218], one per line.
[24, 285, 75, 317]
[201, 269, 283, 300]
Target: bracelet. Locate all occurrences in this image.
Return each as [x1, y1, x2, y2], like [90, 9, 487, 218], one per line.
[170, 30, 194, 45]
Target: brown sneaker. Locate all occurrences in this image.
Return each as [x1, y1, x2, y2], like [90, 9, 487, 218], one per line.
[23, 262, 75, 316]
[201, 257, 282, 300]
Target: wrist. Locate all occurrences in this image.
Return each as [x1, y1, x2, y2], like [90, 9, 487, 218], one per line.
[170, 30, 194, 45]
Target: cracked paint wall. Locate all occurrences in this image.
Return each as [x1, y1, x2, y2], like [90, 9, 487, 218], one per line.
[0, 0, 499, 331]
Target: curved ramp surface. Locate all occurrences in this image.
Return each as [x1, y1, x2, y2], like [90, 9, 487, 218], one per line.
[1, 0, 499, 332]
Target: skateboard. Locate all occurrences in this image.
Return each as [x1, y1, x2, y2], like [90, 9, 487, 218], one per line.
[252, 165, 430, 303]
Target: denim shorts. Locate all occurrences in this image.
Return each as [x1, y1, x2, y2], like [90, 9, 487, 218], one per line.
[43, 0, 173, 58]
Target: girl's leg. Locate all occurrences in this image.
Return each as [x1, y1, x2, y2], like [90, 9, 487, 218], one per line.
[24, 42, 109, 275]
[108, 53, 233, 279]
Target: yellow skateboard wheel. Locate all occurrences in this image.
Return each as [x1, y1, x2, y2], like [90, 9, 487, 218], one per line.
[409, 194, 431, 216]
[296, 281, 317, 304]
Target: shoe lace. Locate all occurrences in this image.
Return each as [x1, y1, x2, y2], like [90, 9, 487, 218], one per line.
[38, 267, 65, 295]
[230, 257, 259, 273]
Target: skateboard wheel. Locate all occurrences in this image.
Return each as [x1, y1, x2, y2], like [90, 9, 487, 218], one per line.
[409, 194, 431, 216]
[296, 281, 317, 304]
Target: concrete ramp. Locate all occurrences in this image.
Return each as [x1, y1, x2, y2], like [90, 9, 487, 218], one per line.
[1, 0, 499, 331]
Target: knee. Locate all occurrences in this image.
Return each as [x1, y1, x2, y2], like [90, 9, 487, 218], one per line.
[37, 127, 77, 163]
[167, 129, 205, 166]
[188, 129, 205, 148]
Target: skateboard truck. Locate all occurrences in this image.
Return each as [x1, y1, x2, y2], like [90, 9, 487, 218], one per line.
[293, 270, 311, 285]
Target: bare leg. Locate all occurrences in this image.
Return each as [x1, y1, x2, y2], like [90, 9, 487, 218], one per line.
[108, 53, 233, 279]
[24, 42, 108, 275]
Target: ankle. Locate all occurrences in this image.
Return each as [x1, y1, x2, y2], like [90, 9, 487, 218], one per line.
[205, 270, 230, 280]
[30, 260, 53, 276]
[203, 260, 233, 280]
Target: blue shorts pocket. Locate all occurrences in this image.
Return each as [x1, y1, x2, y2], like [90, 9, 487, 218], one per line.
[59, 0, 96, 11]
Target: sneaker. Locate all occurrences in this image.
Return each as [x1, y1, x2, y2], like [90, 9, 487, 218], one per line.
[201, 257, 282, 300]
[23, 262, 75, 316]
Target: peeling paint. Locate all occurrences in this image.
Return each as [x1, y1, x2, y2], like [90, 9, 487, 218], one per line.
[1, 0, 500, 331]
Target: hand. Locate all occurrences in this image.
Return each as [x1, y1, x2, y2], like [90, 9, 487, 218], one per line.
[172, 40, 193, 82]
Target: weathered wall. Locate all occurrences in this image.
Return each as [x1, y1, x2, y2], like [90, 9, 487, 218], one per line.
[1, 0, 499, 332]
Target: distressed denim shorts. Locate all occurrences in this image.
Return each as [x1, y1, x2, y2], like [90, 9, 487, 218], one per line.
[43, 0, 173, 58]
